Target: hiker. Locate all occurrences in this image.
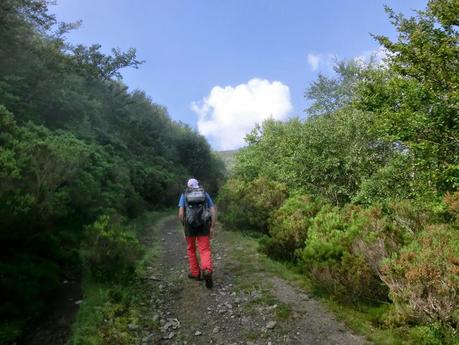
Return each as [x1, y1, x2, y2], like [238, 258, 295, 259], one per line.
[178, 178, 217, 289]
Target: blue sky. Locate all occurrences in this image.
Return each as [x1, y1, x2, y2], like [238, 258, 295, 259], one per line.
[52, 0, 427, 150]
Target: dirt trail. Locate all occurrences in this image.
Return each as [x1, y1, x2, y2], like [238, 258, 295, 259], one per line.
[149, 216, 370, 345]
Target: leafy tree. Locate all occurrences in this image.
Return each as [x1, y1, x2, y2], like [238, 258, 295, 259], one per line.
[0, 1, 226, 341]
[235, 109, 385, 205]
[219, 1, 458, 340]
[71, 44, 143, 81]
[357, 0, 459, 198]
[306, 60, 373, 117]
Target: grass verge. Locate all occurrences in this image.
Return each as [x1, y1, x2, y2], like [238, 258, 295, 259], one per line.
[68, 210, 173, 345]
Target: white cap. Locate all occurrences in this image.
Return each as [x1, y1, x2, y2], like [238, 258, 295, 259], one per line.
[187, 178, 199, 188]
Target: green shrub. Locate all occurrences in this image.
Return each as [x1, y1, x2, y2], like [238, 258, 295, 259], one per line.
[409, 325, 444, 345]
[300, 204, 395, 301]
[381, 223, 459, 330]
[218, 176, 288, 233]
[408, 323, 459, 345]
[82, 215, 143, 282]
[216, 177, 250, 229]
[261, 194, 323, 261]
[385, 199, 435, 236]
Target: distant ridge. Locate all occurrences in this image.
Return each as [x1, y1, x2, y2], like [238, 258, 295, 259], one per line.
[217, 149, 239, 172]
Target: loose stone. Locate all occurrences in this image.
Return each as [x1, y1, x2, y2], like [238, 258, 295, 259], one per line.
[266, 321, 277, 329]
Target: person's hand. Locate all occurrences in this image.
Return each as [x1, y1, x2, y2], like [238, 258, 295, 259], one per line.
[209, 226, 215, 239]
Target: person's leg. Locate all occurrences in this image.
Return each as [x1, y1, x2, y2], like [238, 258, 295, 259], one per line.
[186, 236, 201, 277]
[197, 235, 213, 288]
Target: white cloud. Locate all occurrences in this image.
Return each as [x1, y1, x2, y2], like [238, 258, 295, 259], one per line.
[307, 53, 336, 73]
[307, 53, 320, 71]
[354, 46, 391, 67]
[191, 78, 292, 150]
[307, 47, 392, 75]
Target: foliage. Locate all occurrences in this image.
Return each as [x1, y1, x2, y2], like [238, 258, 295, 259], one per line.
[82, 215, 143, 282]
[306, 60, 375, 117]
[70, 211, 168, 345]
[218, 1, 458, 340]
[261, 194, 323, 261]
[217, 176, 288, 233]
[0, 1, 225, 342]
[299, 204, 397, 301]
[234, 107, 386, 205]
[356, 0, 459, 199]
[381, 223, 459, 329]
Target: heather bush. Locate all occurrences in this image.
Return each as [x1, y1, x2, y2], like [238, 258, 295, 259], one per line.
[385, 199, 439, 236]
[379, 195, 459, 332]
[353, 204, 417, 277]
[381, 223, 459, 329]
[261, 194, 323, 261]
[445, 191, 459, 225]
[301, 204, 398, 301]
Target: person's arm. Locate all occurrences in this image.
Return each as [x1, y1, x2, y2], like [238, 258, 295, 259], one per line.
[205, 192, 217, 238]
[210, 206, 217, 228]
[178, 194, 185, 224]
[178, 207, 184, 223]
[209, 205, 217, 238]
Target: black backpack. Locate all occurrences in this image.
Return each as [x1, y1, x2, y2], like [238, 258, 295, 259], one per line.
[184, 187, 211, 230]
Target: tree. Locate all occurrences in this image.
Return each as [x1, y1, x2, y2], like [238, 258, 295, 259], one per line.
[0, 1, 226, 341]
[305, 61, 373, 117]
[357, 0, 459, 197]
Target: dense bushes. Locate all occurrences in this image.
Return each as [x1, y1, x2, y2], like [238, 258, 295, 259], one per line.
[221, 187, 459, 327]
[381, 195, 459, 328]
[261, 194, 323, 261]
[217, 176, 288, 233]
[300, 204, 406, 301]
[233, 110, 382, 205]
[218, 0, 459, 341]
[383, 224, 459, 327]
[0, 1, 225, 342]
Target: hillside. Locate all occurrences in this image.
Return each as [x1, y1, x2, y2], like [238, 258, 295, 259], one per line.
[217, 149, 239, 173]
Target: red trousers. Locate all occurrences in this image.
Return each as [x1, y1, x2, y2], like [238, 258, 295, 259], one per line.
[186, 235, 213, 277]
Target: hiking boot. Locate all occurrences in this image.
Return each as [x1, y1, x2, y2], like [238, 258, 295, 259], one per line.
[188, 272, 202, 281]
[203, 269, 213, 289]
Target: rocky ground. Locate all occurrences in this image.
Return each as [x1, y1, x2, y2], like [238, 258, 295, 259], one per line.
[144, 216, 370, 345]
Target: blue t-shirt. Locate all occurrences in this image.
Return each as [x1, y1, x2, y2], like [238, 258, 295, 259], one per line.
[178, 192, 214, 208]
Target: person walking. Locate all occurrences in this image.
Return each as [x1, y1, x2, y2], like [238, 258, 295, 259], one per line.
[178, 178, 216, 289]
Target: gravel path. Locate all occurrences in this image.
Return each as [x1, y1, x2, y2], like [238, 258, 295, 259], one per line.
[147, 216, 370, 345]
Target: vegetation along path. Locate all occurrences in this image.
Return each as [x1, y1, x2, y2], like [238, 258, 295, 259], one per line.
[147, 215, 369, 345]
